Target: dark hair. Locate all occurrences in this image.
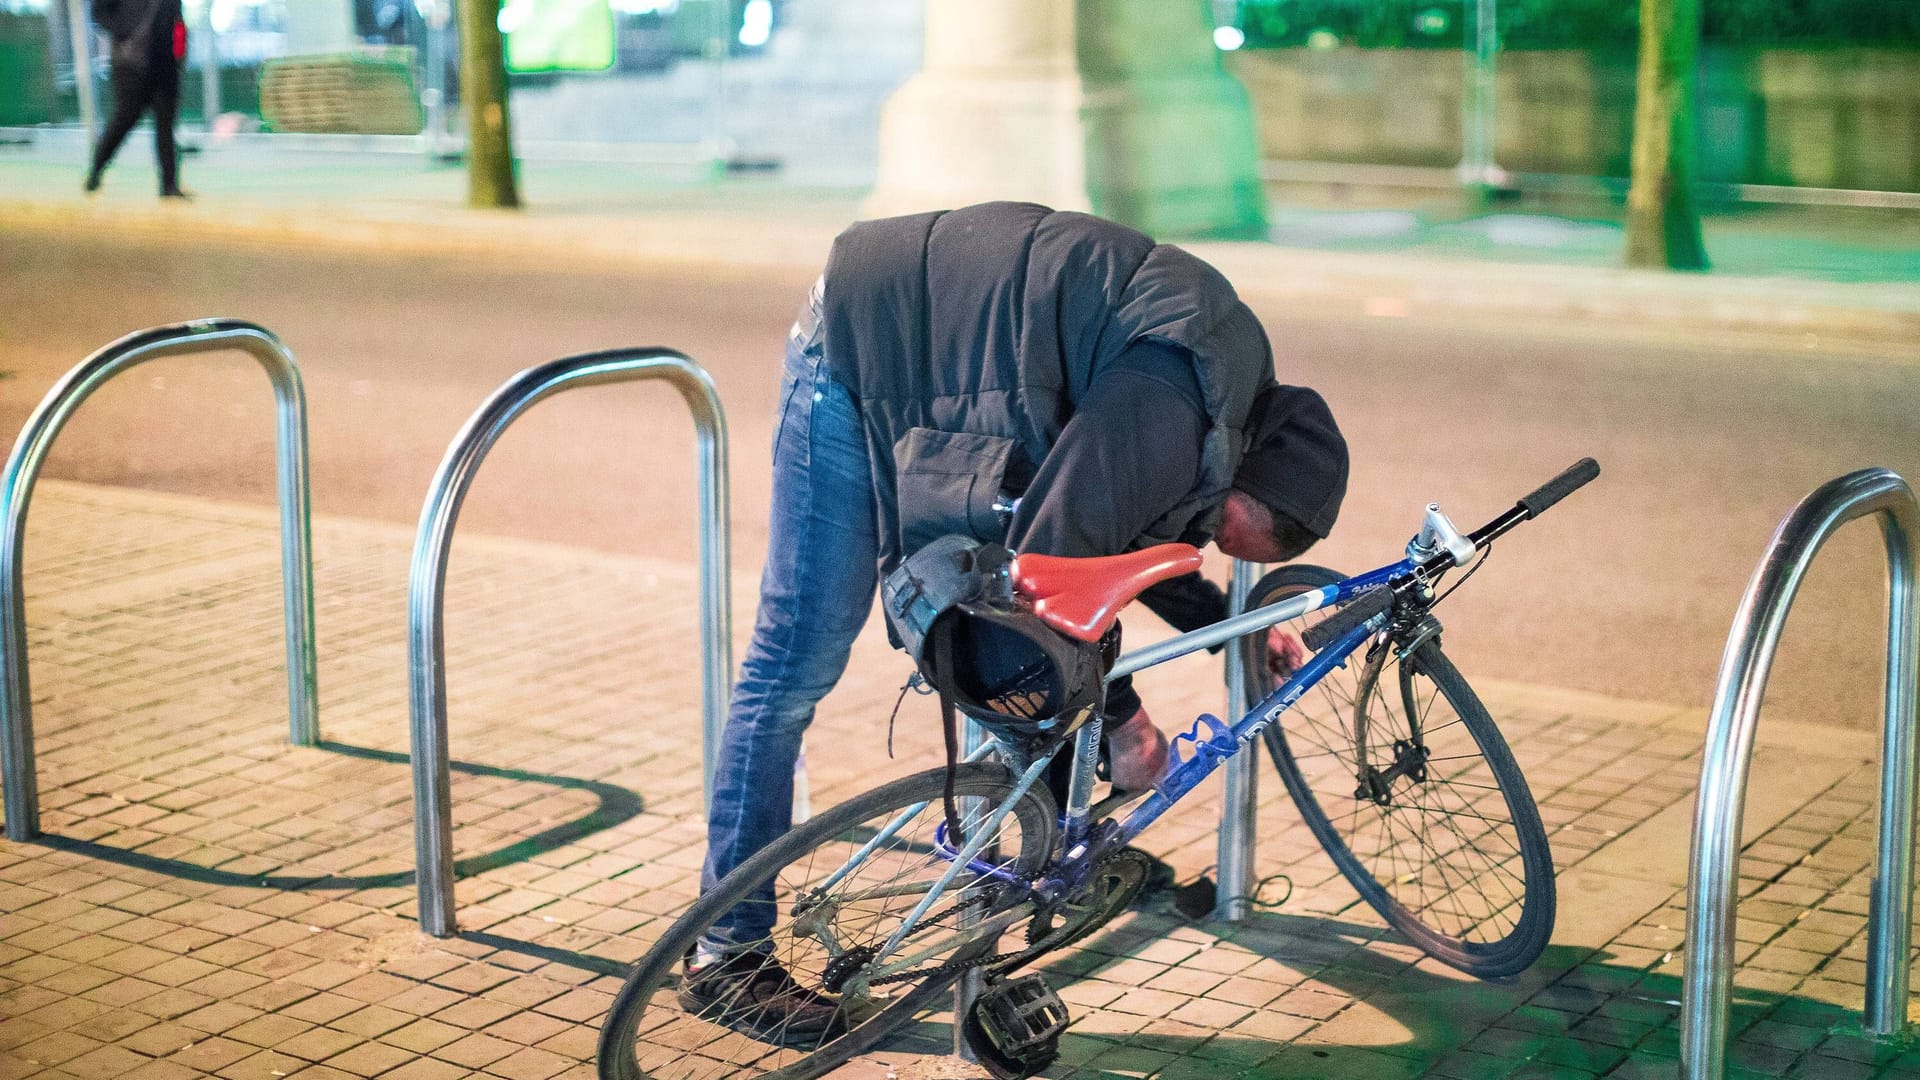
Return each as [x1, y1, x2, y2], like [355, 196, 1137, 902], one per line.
[1270, 510, 1319, 562]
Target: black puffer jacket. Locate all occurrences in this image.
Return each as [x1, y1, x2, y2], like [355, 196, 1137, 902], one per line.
[821, 201, 1277, 576]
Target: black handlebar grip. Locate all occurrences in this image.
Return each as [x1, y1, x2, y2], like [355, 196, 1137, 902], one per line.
[1518, 457, 1600, 519]
[1301, 586, 1392, 652]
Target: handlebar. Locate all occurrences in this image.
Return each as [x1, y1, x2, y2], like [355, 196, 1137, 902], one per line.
[1402, 458, 1601, 582]
[1519, 457, 1601, 520]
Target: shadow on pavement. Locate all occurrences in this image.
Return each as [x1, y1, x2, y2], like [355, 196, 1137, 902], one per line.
[458, 928, 632, 978]
[1005, 907, 1893, 1077]
[38, 739, 645, 893]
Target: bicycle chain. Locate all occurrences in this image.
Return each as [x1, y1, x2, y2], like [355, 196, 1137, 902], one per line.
[861, 850, 1145, 988]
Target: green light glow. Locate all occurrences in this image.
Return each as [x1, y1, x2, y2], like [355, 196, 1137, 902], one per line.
[503, 0, 615, 73]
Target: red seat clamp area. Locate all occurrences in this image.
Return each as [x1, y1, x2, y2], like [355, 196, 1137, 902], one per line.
[1012, 543, 1205, 642]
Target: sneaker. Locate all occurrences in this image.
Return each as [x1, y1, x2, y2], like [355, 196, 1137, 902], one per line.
[676, 950, 847, 1047]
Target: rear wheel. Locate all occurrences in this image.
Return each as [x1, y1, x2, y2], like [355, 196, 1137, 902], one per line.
[597, 763, 1056, 1080]
[1247, 565, 1554, 979]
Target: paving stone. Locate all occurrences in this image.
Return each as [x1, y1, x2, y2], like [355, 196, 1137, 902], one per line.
[161, 1036, 254, 1072]
[375, 1018, 463, 1055]
[380, 1058, 474, 1080]
[437, 1031, 518, 1069]
[16, 1031, 105, 1067]
[120, 1060, 206, 1080]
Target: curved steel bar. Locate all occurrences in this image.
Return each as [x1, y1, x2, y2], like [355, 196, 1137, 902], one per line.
[0, 319, 317, 842]
[1215, 559, 1262, 921]
[1681, 467, 1920, 1077]
[409, 348, 730, 938]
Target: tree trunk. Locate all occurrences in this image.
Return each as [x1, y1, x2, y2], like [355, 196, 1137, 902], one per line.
[458, 0, 520, 209]
[1625, 0, 1707, 269]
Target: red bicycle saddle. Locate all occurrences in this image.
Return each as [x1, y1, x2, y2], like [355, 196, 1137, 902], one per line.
[1011, 543, 1205, 642]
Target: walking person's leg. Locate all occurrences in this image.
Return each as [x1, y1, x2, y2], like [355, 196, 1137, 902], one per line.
[152, 54, 183, 196]
[86, 53, 148, 191]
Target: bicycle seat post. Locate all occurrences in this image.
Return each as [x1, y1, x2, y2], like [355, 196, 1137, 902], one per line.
[1062, 715, 1105, 845]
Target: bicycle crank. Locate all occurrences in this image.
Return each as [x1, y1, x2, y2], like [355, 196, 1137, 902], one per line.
[1000, 847, 1154, 972]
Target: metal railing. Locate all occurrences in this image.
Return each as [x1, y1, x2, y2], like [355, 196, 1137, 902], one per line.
[408, 348, 731, 938]
[1, 319, 318, 841]
[1681, 467, 1920, 1076]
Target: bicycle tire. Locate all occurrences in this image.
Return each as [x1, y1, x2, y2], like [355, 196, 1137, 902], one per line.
[598, 762, 1057, 1080]
[1245, 565, 1554, 979]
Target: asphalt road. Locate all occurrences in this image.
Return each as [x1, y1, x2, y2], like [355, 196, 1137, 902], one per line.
[3, 226, 1916, 728]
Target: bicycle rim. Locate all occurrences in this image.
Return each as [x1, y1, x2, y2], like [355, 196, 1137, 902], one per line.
[1250, 566, 1554, 979]
[597, 763, 1056, 1080]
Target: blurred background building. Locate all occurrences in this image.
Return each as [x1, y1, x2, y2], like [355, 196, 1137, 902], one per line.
[2, 0, 1916, 223]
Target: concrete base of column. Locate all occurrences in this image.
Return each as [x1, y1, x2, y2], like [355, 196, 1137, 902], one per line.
[863, 70, 1093, 219]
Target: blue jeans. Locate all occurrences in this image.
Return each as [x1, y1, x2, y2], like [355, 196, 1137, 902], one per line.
[701, 322, 878, 949]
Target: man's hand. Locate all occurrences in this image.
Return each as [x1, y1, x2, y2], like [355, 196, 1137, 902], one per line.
[1267, 625, 1307, 682]
[1105, 707, 1169, 793]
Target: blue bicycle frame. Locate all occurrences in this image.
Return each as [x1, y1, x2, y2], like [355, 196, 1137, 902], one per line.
[896, 555, 1411, 952]
[1101, 557, 1408, 849]
[808, 457, 1601, 989]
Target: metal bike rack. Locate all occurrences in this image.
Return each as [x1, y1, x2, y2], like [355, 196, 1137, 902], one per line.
[1681, 467, 1920, 1077]
[0, 319, 318, 842]
[408, 347, 731, 938]
[1216, 559, 1263, 921]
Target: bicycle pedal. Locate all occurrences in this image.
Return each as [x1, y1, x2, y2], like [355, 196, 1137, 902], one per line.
[963, 973, 1070, 1080]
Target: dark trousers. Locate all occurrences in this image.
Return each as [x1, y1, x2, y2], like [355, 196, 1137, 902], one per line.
[88, 46, 181, 193]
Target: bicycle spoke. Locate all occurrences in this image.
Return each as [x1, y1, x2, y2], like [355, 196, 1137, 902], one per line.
[616, 769, 1045, 1080]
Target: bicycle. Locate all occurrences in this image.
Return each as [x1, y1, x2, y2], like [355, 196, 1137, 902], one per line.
[597, 458, 1600, 1080]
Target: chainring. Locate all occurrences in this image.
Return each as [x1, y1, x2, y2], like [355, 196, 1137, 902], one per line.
[861, 849, 1155, 988]
[1005, 848, 1153, 968]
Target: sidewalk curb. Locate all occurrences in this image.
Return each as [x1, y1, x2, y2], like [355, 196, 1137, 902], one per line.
[1192, 242, 1920, 346]
[0, 197, 837, 280]
[9, 196, 1919, 345]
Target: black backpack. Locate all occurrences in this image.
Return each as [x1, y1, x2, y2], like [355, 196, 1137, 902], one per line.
[883, 534, 1115, 842]
[882, 534, 1110, 745]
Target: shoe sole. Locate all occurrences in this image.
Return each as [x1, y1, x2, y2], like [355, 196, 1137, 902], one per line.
[674, 986, 846, 1049]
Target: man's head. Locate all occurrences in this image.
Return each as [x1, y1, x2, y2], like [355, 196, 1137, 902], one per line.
[1217, 385, 1348, 563]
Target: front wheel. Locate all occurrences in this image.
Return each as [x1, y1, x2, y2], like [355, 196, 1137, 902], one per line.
[598, 762, 1057, 1080]
[1246, 565, 1555, 980]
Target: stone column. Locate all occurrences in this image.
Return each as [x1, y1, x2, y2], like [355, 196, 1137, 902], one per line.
[867, 0, 1266, 239]
[865, 0, 1090, 218]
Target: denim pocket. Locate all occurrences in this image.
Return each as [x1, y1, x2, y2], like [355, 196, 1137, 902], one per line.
[893, 427, 1017, 555]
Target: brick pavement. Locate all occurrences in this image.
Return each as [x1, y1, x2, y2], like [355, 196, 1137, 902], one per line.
[0, 481, 1915, 1079]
